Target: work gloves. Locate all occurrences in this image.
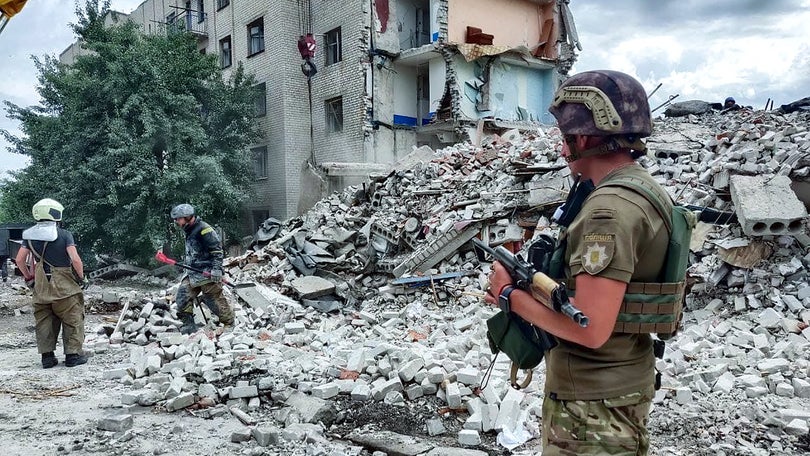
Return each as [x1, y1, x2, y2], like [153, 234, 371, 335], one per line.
[80, 276, 90, 290]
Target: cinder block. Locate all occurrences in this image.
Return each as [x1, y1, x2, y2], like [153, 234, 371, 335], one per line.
[730, 175, 807, 236]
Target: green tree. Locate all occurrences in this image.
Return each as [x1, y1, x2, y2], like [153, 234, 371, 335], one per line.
[1, 0, 261, 266]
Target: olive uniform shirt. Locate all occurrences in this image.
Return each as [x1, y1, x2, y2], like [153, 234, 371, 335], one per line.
[545, 163, 670, 401]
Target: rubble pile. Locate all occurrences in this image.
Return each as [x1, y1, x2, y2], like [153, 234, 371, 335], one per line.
[88, 109, 810, 455]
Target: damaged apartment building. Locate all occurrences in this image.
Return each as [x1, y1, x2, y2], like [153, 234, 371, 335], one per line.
[60, 0, 580, 233]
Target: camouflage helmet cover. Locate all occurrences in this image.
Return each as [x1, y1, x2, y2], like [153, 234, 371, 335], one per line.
[549, 70, 652, 138]
[170, 204, 195, 219]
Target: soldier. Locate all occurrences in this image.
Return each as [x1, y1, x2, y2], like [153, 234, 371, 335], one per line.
[486, 70, 669, 455]
[170, 204, 234, 334]
[15, 198, 88, 368]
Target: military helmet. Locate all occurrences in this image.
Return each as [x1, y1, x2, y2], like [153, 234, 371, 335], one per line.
[725, 96, 735, 104]
[549, 70, 652, 138]
[32, 198, 64, 222]
[170, 204, 195, 219]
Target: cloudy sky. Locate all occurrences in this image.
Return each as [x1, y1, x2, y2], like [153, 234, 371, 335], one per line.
[2, 0, 809, 178]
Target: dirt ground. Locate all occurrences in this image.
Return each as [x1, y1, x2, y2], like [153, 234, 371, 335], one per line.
[0, 278, 251, 456]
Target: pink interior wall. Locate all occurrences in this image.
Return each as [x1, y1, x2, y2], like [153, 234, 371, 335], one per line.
[447, 0, 544, 47]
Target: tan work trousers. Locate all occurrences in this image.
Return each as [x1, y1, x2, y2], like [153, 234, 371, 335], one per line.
[34, 293, 85, 355]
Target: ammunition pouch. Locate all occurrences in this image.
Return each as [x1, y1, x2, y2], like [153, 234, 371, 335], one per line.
[486, 310, 557, 389]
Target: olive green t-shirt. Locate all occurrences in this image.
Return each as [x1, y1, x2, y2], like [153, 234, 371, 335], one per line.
[545, 163, 669, 401]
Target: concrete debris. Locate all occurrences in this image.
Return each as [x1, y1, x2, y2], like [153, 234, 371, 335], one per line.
[84, 108, 810, 455]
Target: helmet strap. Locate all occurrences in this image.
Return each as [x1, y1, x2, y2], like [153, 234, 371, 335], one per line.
[564, 135, 647, 163]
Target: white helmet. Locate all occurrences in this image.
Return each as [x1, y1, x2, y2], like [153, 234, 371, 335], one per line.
[32, 198, 64, 221]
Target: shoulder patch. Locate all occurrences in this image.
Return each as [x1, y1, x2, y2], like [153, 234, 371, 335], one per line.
[581, 233, 614, 275]
[200, 227, 214, 235]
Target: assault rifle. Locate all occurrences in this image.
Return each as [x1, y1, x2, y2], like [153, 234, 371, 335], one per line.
[473, 238, 589, 327]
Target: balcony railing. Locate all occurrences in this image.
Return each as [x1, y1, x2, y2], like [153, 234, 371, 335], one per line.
[168, 11, 207, 37]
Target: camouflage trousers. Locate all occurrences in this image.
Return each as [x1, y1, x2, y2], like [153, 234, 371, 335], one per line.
[34, 293, 85, 355]
[542, 391, 652, 455]
[176, 278, 234, 325]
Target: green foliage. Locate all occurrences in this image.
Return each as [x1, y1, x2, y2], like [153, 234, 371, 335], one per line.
[0, 0, 261, 266]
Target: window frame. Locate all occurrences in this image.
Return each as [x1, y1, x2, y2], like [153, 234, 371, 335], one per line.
[254, 82, 267, 117]
[216, 0, 230, 11]
[219, 35, 232, 69]
[247, 17, 265, 57]
[324, 27, 342, 66]
[325, 96, 344, 133]
[196, 0, 205, 23]
[252, 146, 268, 179]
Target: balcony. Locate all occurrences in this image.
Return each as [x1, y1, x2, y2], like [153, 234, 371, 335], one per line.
[167, 10, 208, 38]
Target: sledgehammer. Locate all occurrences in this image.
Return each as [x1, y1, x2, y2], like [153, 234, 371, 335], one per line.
[154, 250, 252, 289]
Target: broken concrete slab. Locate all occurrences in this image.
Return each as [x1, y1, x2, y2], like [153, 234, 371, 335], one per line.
[730, 175, 807, 236]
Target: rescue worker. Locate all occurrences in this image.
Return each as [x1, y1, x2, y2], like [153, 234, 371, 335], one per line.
[485, 70, 669, 455]
[170, 203, 234, 334]
[723, 96, 742, 112]
[297, 32, 317, 78]
[15, 198, 87, 368]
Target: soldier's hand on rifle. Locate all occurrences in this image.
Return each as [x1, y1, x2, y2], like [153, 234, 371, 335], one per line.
[485, 261, 514, 306]
[209, 268, 223, 283]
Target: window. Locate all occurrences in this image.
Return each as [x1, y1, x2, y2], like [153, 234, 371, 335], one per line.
[216, 0, 230, 10]
[252, 146, 268, 179]
[196, 0, 205, 23]
[219, 36, 231, 69]
[252, 210, 270, 232]
[247, 17, 265, 57]
[325, 27, 342, 65]
[325, 97, 343, 133]
[254, 82, 267, 117]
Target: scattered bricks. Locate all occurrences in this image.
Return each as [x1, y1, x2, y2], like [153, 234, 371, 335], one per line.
[495, 388, 524, 431]
[312, 382, 340, 399]
[252, 426, 281, 446]
[757, 358, 790, 374]
[398, 358, 425, 383]
[445, 382, 462, 408]
[231, 429, 252, 443]
[775, 382, 795, 397]
[351, 383, 372, 401]
[729, 175, 807, 236]
[198, 383, 218, 399]
[456, 367, 480, 387]
[426, 418, 447, 436]
[793, 378, 810, 398]
[482, 404, 499, 432]
[745, 386, 769, 398]
[284, 322, 306, 334]
[165, 392, 195, 412]
[103, 367, 131, 380]
[421, 377, 438, 395]
[427, 366, 445, 384]
[712, 372, 735, 394]
[785, 419, 810, 436]
[97, 414, 133, 432]
[458, 429, 481, 446]
[405, 384, 424, 400]
[139, 302, 154, 319]
[229, 384, 259, 399]
[372, 377, 403, 401]
[463, 412, 482, 431]
[675, 387, 693, 405]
